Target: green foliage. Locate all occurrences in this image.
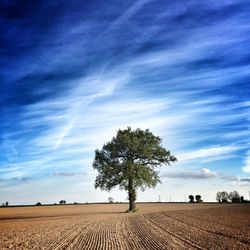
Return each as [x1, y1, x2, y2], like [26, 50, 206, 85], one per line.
[93, 127, 177, 210]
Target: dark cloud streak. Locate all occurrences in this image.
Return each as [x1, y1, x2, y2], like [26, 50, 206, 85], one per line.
[52, 172, 85, 177]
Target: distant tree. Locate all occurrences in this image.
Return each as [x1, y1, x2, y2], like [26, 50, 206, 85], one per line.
[93, 127, 177, 211]
[216, 192, 222, 202]
[221, 191, 229, 203]
[229, 191, 240, 203]
[195, 195, 202, 203]
[216, 191, 229, 203]
[240, 196, 245, 203]
[217, 191, 244, 203]
[108, 196, 114, 204]
[36, 202, 42, 206]
[59, 200, 66, 205]
[189, 195, 194, 203]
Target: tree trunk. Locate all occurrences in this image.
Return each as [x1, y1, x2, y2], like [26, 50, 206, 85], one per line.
[128, 177, 136, 211]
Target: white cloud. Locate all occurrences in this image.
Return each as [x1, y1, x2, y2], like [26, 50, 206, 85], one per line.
[231, 177, 250, 186]
[163, 168, 217, 179]
[243, 166, 250, 173]
[220, 174, 250, 185]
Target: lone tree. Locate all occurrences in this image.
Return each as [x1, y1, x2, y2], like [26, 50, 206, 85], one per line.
[59, 200, 66, 205]
[108, 196, 114, 204]
[216, 191, 222, 202]
[188, 195, 194, 203]
[93, 127, 177, 211]
[195, 195, 202, 203]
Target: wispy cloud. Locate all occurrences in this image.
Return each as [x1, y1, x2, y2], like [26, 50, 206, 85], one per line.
[54, 115, 79, 150]
[108, 0, 153, 28]
[242, 150, 250, 173]
[177, 145, 243, 163]
[1, 0, 250, 203]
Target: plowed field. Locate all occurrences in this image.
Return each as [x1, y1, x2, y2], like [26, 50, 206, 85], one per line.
[0, 203, 249, 249]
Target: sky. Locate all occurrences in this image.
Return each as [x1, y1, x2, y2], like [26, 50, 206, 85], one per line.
[0, 0, 250, 205]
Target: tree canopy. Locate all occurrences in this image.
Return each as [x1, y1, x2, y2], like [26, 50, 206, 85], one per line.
[217, 190, 248, 203]
[216, 191, 229, 203]
[188, 195, 194, 203]
[93, 127, 177, 211]
[229, 191, 240, 203]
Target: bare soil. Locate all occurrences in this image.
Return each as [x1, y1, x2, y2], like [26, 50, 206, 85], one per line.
[0, 203, 249, 249]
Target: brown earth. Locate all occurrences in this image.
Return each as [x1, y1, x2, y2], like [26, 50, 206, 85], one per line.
[0, 203, 249, 249]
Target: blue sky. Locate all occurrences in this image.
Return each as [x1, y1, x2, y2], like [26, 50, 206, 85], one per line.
[0, 0, 250, 204]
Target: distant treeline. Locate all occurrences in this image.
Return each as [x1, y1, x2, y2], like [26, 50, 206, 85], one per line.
[216, 190, 249, 203]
